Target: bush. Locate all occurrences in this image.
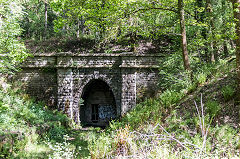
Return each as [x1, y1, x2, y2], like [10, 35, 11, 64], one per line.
[88, 132, 113, 158]
[0, 0, 29, 74]
[195, 72, 207, 85]
[160, 90, 184, 108]
[205, 100, 221, 119]
[158, 53, 192, 92]
[47, 135, 78, 159]
[117, 98, 162, 129]
[0, 80, 72, 157]
[221, 85, 235, 101]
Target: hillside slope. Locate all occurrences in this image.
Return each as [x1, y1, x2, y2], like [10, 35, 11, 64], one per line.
[0, 78, 93, 158]
[88, 59, 240, 158]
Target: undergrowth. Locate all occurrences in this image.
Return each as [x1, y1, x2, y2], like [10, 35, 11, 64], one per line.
[0, 78, 86, 158]
[88, 56, 240, 158]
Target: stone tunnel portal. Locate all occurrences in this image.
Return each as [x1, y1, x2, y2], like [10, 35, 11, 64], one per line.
[80, 79, 117, 126]
[18, 53, 161, 125]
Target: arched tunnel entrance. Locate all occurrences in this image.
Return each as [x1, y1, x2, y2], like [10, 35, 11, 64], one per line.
[80, 79, 117, 126]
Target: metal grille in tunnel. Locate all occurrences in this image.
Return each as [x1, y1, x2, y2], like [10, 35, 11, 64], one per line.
[91, 104, 99, 123]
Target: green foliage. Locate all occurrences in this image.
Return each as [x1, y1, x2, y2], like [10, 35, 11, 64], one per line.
[211, 125, 239, 155]
[158, 53, 193, 92]
[195, 72, 207, 85]
[160, 90, 184, 108]
[119, 98, 163, 129]
[21, 0, 57, 40]
[206, 100, 221, 118]
[0, 0, 29, 74]
[48, 0, 178, 44]
[88, 132, 113, 158]
[0, 79, 72, 158]
[46, 0, 235, 59]
[221, 85, 235, 101]
[90, 107, 240, 158]
[47, 135, 77, 159]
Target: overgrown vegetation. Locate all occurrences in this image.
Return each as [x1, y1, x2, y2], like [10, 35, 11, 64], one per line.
[87, 57, 240, 158]
[1, 0, 240, 158]
[1, 58, 239, 158]
[0, 79, 95, 158]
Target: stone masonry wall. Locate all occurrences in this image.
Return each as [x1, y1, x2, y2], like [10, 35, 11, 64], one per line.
[136, 69, 159, 103]
[18, 53, 161, 124]
[15, 68, 57, 107]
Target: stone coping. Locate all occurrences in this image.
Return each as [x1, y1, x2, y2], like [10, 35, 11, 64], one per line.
[54, 65, 160, 68]
[32, 52, 163, 57]
[20, 65, 160, 69]
[19, 52, 162, 69]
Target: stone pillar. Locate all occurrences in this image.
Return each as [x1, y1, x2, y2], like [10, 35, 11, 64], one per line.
[57, 68, 73, 119]
[72, 69, 85, 124]
[121, 68, 136, 115]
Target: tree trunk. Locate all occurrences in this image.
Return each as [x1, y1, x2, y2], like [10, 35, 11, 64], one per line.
[77, 19, 80, 38]
[44, 2, 48, 38]
[223, 40, 229, 58]
[206, 0, 217, 63]
[80, 16, 85, 35]
[196, 0, 209, 62]
[178, 0, 191, 70]
[231, 0, 240, 101]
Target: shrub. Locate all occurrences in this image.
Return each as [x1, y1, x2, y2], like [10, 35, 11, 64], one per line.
[118, 98, 162, 129]
[211, 125, 239, 156]
[195, 72, 207, 85]
[158, 53, 192, 92]
[205, 100, 221, 119]
[0, 80, 72, 158]
[221, 85, 235, 101]
[90, 97, 239, 158]
[47, 135, 77, 159]
[159, 90, 184, 108]
[88, 132, 113, 158]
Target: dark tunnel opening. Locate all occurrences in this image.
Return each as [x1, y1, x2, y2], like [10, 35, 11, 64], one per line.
[80, 79, 117, 127]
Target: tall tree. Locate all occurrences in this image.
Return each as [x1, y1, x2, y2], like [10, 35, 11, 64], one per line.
[206, 0, 216, 62]
[44, 1, 48, 38]
[178, 0, 191, 70]
[230, 0, 240, 100]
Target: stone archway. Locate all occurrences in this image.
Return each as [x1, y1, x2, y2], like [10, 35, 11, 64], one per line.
[18, 53, 160, 125]
[80, 79, 117, 126]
